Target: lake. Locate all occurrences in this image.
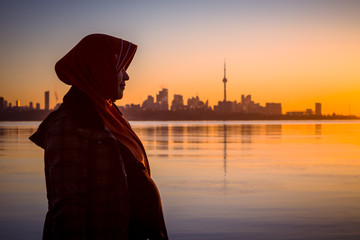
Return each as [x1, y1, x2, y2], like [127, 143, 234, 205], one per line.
[0, 120, 360, 240]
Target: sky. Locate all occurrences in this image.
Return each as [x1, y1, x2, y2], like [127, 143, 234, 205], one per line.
[1, 0, 359, 115]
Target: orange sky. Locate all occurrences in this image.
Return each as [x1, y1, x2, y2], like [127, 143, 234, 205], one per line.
[1, 1, 359, 115]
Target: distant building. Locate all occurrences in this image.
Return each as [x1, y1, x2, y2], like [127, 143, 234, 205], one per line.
[315, 103, 321, 116]
[171, 94, 185, 111]
[214, 94, 276, 114]
[222, 61, 227, 102]
[241, 94, 251, 104]
[187, 95, 209, 111]
[266, 103, 282, 115]
[142, 95, 155, 110]
[127, 104, 141, 111]
[0, 97, 4, 109]
[305, 109, 313, 116]
[15, 100, 20, 107]
[45, 91, 50, 110]
[241, 95, 262, 113]
[213, 62, 235, 112]
[29, 102, 33, 109]
[214, 100, 235, 112]
[214, 61, 236, 112]
[36, 103, 40, 110]
[156, 88, 168, 111]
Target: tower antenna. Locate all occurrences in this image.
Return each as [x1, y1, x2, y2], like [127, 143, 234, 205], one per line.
[222, 59, 227, 102]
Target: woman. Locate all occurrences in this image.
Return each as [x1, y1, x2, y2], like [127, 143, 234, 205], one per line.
[30, 34, 168, 240]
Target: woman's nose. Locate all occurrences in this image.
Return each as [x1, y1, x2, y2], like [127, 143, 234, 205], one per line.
[122, 70, 129, 81]
[123, 71, 129, 81]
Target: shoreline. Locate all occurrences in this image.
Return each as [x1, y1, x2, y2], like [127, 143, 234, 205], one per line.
[0, 109, 358, 122]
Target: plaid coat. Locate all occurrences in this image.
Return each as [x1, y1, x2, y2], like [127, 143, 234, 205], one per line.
[30, 105, 130, 239]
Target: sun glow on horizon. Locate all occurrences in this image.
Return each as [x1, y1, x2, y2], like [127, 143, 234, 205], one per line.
[1, 1, 359, 116]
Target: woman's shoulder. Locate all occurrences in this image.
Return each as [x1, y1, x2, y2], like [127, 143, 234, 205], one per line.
[48, 105, 116, 142]
[30, 104, 112, 149]
[29, 105, 70, 148]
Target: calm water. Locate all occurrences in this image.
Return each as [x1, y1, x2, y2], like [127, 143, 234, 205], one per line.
[0, 120, 360, 240]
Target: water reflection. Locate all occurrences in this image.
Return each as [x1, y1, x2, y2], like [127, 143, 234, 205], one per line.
[130, 121, 360, 240]
[2, 121, 358, 240]
[171, 125, 185, 144]
[155, 125, 169, 151]
[265, 124, 282, 135]
[315, 124, 322, 135]
[0, 123, 46, 240]
[222, 124, 228, 190]
[0, 126, 38, 152]
[143, 126, 155, 150]
[223, 124, 227, 178]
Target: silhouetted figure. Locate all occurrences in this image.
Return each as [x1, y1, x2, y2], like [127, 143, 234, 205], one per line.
[30, 34, 168, 240]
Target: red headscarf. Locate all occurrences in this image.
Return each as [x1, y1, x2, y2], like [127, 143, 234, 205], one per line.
[55, 33, 150, 173]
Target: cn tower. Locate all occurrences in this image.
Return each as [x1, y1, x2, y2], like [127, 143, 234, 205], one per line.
[223, 61, 227, 102]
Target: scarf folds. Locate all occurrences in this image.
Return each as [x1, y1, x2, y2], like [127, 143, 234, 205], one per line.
[55, 33, 150, 174]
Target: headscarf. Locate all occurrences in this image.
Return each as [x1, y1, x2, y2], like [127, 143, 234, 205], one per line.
[55, 33, 150, 173]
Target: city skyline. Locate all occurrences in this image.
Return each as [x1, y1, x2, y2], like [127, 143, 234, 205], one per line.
[0, 61, 355, 117]
[1, 1, 359, 115]
[2, 87, 353, 118]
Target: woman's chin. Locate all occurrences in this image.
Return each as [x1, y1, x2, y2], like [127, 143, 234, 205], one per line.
[116, 91, 124, 100]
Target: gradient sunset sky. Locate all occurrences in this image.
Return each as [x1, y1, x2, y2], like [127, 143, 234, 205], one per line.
[1, 0, 359, 115]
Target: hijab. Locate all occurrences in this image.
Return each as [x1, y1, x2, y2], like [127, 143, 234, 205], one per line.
[55, 33, 150, 173]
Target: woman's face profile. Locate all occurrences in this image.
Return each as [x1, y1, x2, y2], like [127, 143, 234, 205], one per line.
[116, 69, 129, 100]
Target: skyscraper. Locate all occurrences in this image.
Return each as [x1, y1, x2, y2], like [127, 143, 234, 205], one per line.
[315, 103, 321, 116]
[45, 91, 50, 110]
[171, 94, 184, 111]
[142, 95, 155, 110]
[266, 103, 282, 115]
[0, 97, 4, 109]
[156, 88, 168, 111]
[223, 61, 227, 102]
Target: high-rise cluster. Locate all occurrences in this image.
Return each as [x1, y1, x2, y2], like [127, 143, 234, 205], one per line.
[0, 90, 51, 111]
